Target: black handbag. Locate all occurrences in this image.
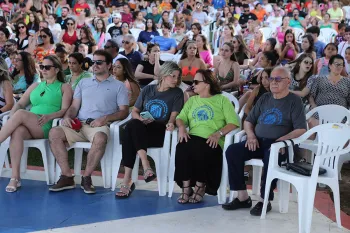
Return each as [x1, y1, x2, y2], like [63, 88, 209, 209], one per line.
[281, 140, 326, 176]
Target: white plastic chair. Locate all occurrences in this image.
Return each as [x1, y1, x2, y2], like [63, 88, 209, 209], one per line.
[221, 91, 239, 114]
[53, 120, 117, 188]
[319, 28, 337, 44]
[259, 27, 273, 41]
[130, 28, 142, 41]
[111, 114, 171, 196]
[293, 28, 305, 44]
[0, 115, 56, 185]
[160, 53, 175, 61]
[157, 29, 163, 36]
[300, 105, 350, 163]
[261, 123, 350, 233]
[225, 130, 264, 202]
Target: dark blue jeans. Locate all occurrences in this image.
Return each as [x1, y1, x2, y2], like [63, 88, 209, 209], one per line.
[225, 138, 286, 201]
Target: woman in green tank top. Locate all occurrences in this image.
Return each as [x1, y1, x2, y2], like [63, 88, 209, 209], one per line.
[2, 55, 73, 193]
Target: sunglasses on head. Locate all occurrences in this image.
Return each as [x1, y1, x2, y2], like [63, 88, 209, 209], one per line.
[39, 65, 55, 71]
[193, 80, 205, 85]
[122, 40, 130, 44]
[268, 76, 287, 82]
[91, 60, 106, 65]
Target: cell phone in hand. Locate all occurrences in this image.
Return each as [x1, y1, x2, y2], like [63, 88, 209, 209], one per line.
[140, 111, 155, 120]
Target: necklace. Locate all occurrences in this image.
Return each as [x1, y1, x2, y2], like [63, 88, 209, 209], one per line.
[188, 57, 195, 70]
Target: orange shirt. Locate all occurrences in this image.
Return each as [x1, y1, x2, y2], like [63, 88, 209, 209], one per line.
[159, 2, 171, 12]
[251, 9, 267, 22]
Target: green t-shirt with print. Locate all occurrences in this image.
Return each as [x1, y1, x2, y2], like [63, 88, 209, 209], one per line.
[177, 94, 240, 149]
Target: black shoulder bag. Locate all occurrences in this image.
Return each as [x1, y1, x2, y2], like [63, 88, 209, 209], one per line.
[281, 140, 326, 176]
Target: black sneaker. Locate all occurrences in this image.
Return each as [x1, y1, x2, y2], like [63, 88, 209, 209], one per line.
[81, 176, 96, 194]
[222, 197, 252, 210]
[49, 175, 75, 192]
[250, 201, 272, 216]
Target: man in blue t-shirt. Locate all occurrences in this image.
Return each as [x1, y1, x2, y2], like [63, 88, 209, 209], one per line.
[150, 22, 177, 54]
[306, 26, 326, 59]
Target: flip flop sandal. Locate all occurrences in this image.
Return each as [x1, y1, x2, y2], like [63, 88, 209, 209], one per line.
[177, 186, 193, 204]
[143, 168, 157, 183]
[115, 183, 135, 199]
[6, 178, 21, 193]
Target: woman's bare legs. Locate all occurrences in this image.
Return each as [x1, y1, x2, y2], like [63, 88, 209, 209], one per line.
[5, 110, 45, 190]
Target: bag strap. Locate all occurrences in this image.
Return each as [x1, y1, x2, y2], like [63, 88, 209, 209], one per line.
[281, 140, 289, 164]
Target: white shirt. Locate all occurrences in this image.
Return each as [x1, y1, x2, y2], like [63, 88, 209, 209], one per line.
[263, 4, 273, 13]
[338, 41, 350, 59]
[265, 16, 282, 31]
[113, 53, 128, 64]
[192, 11, 209, 25]
[49, 23, 62, 43]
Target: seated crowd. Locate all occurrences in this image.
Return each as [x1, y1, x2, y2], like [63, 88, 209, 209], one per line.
[0, 0, 349, 217]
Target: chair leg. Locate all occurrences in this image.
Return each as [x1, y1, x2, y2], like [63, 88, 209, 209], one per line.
[111, 147, 122, 191]
[131, 156, 139, 184]
[74, 148, 83, 177]
[252, 166, 262, 196]
[329, 182, 342, 228]
[229, 191, 237, 202]
[260, 174, 273, 219]
[168, 133, 177, 198]
[217, 158, 228, 204]
[46, 143, 55, 185]
[159, 150, 169, 197]
[20, 148, 28, 174]
[0, 145, 8, 176]
[277, 180, 290, 213]
[37, 144, 50, 185]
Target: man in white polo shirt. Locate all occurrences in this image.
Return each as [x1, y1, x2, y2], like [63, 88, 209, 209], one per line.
[49, 50, 129, 194]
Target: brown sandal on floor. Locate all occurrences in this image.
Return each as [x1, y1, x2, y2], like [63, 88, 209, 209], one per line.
[177, 186, 193, 204]
[189, 183, 206, 204]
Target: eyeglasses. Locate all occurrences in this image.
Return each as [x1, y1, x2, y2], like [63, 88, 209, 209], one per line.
[91, 60, 106, 65]
[122, 25, 129, 28]
[14, 58, 22, 62]
[303, 60, 313, 65]
[193, 80, 205, 85]
[68, 61, 77, 65]
[244, 10, 250, 12]
[67, 23, 74, 25]
[18, 26, 26, 29]
[40, 35, 48, 39]
[39, 65, 55, 71]
[333, 62, 344, 67]
[268, 76, 288, 82]
[122, 40, 130, 44]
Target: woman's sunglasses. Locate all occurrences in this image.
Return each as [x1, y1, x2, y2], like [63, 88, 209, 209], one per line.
[18, 26, 26, 29]
[122, 40, 130, 44]
[39, 35, 48, 39]
[39, 65, 55, 71]
[193, 80, 205, 85]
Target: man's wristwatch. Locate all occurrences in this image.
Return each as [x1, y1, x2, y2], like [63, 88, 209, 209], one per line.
[218, 130, 224, 137]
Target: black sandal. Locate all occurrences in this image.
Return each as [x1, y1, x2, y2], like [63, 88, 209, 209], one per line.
[189, 183, 206, 204]
[115, 183, 135, 199]
[177, 186, 193, 204]
[143, 168, 157, 183]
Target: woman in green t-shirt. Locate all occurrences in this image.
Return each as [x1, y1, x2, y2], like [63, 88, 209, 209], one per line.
[175, 69, 240, 204]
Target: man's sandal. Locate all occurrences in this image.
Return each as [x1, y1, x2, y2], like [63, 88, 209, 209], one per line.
[143, 168, 157, 183]
[189, 183, 206, 204]
[6, 178, 21, 193]
[115, 183, 135, 199]
[177, 186, 193, 204]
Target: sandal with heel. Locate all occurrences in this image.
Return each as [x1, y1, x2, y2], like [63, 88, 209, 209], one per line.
[143, 168, 157, 183]
[189, 183, 206, 204]
[177, 186, 193, 204]
[6, 178, 21, 193]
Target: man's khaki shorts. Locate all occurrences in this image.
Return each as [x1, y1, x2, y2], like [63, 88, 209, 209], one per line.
[58, 124, 110, 147]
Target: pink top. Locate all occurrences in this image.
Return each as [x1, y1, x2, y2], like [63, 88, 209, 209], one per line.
[285, 48, 295, 60]
[276, 27, 285, 44]
[200, 50, 213, 68]
[317, 57, 329, 74]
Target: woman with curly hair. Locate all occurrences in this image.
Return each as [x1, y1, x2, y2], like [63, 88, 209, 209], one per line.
[73, 26, 97, 54]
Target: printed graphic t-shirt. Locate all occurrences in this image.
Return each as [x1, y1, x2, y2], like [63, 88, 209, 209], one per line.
[246, 92, 307, 140]
[177, 94, 240, 149]
[134, 84, 184, 124]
